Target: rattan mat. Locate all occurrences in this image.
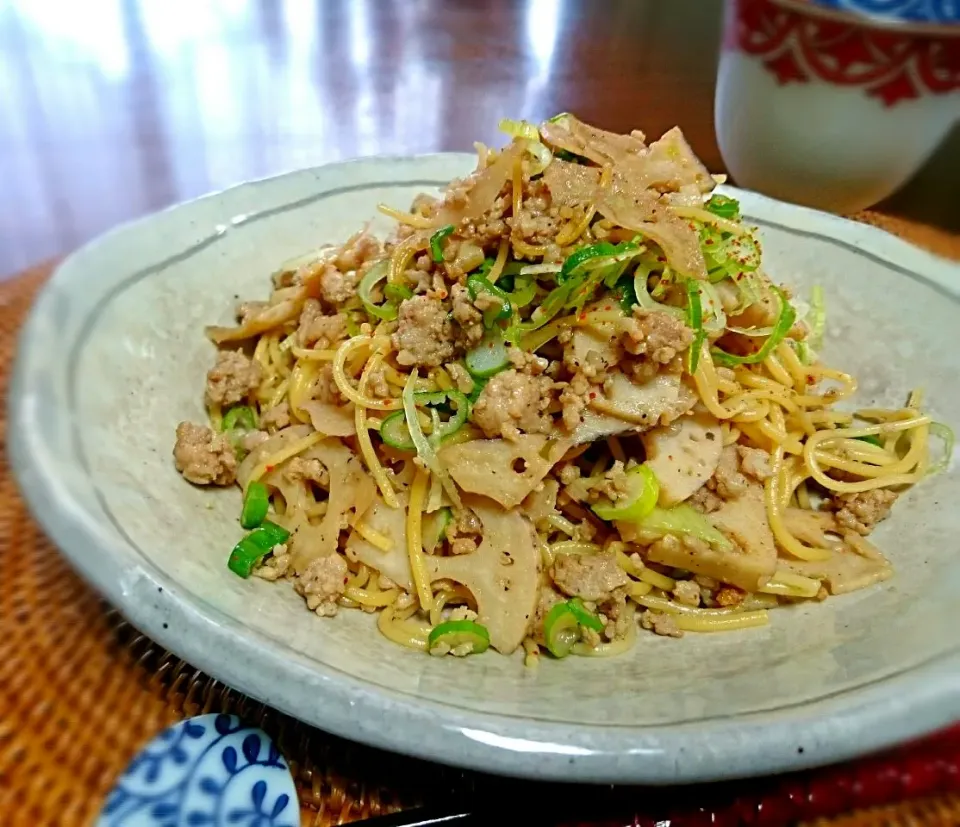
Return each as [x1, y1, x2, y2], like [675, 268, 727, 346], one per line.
[2, 211, 959, 827]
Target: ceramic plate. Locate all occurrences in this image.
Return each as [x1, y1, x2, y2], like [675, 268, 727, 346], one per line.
[9, 154, 960, 784]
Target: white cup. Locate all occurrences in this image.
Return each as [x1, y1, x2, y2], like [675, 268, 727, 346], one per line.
[715, 0, 960, 213]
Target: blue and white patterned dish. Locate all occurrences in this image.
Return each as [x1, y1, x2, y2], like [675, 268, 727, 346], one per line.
[97, 714, 298, 827]
[808, 0, 960, 24]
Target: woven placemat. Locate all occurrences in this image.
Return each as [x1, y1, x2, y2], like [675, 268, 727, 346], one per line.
[2, 215, 959, 826]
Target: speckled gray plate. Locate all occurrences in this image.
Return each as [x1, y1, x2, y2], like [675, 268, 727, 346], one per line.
[9, 154, 960, 784]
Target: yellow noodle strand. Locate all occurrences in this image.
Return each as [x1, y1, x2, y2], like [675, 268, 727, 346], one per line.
[407, 469, 434, 612]
[355, 350, 400, 507]
[332, 336, 403, 411]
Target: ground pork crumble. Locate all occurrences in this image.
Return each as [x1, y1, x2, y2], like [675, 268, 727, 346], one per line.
[828, 489, 898, 536]
[173, 422, 237, 486]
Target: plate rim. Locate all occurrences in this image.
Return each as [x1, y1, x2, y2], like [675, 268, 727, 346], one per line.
[9, 153, 960, 784]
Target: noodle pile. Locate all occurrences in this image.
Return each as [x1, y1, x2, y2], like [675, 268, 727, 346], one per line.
[174, 115, 951, 666]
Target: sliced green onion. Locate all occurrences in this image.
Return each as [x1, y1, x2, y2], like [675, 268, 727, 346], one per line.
[794, 340, 815, 365]
[651, 266, 675, 300]
[429, 225, 455, 262]
[358, 261, 399, 321]
[403, 370, 462, 509]
[222, 405, 257, 432]
[505, 274, 537, 308]
[344, 312, 363, 337]
[729, 271, 766, 315]
[240, 481, 270, 529]
[504, 243, 634, 343]
[592, 465, 660, 522]
[431, 389, 470, 443]
[855, 434, 884, 448]
[544, 602, 580, 659]
[930, 422, 956, 475]
[698, 281, 727, 334]
[558, 241, 617, 284]
[686, 280, 706, 375]
[809, 284, 826, 351]
[633, 264, 685, 321]
[422, 507, 452, 553]
[712, 286, 797, 367]
[465, 327, 510, 379]
[567, 598, 604, 633]
[699, 221, 760, 283]
[523, 139, 553, 176]
[227, 520, 291, 578]
[427, 619, 490, 655]
[379, 390, 470, 451]
[499, 118, 540, 141]
[705, 194, 741, 221]
[467, 375, 489, 403]
[379, 410, 416, 451]
[727, 233, 761, 272]
[228, 537, 270, 578]
[518, 262, 562, 277]
[415, 390, 449, 406]
[613, 274, 638, 314]
[466, 275, 513, 327]
[384, 283, 413, 304]
[254, 520, 290, 547]
[633, 504, 732, 550]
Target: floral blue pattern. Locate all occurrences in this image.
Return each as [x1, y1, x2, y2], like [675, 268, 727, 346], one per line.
[96, 714, 298, 827]
[809, 0, 960, 24]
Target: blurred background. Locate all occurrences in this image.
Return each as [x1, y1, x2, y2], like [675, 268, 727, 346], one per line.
[1, 0, 957, 276]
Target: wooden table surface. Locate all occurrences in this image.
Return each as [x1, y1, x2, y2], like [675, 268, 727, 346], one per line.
[1, 0, 958, 278]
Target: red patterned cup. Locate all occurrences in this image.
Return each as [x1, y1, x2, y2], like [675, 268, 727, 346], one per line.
[716, 0, 960, 212]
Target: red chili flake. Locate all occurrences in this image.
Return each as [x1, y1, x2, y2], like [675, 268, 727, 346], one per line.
[579, 312, 587, 321]
[603, 304, 612, 312]
[657, 256, 666, 263]
[589, 392, 597, 399]
[807, 375, 816, 385]
[705, 239, 715, 246]
[265, 465, 274, 473]
[343, 577, 349, 584]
